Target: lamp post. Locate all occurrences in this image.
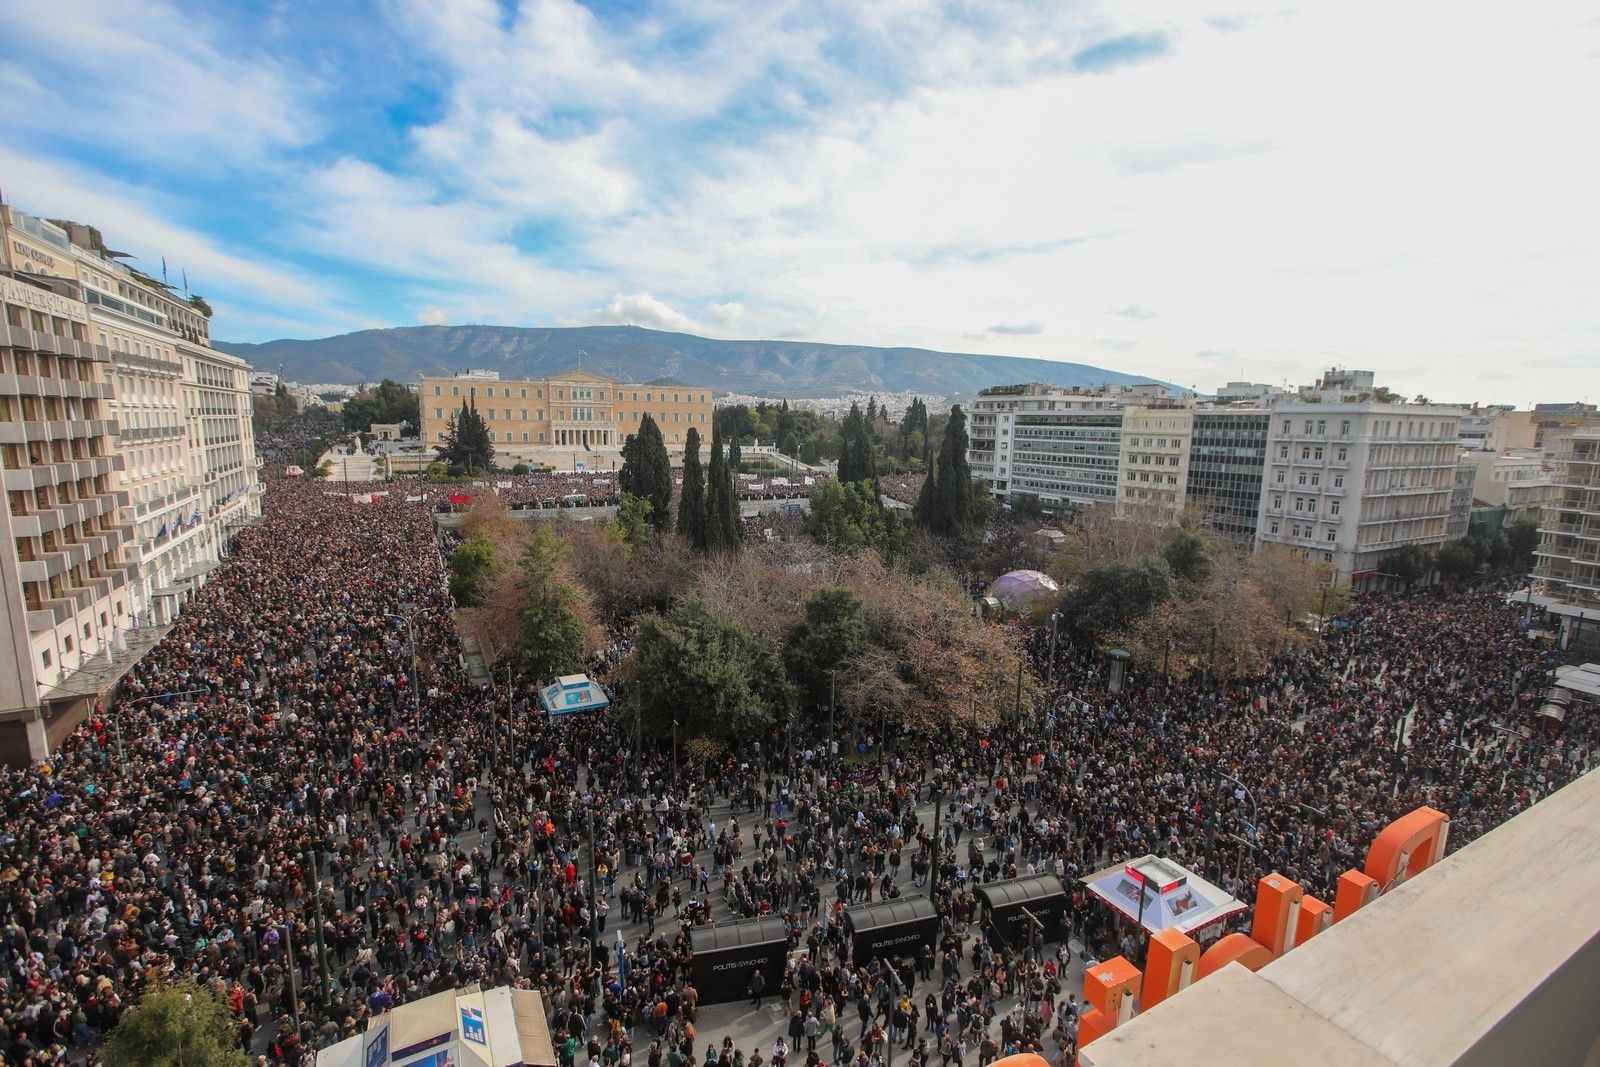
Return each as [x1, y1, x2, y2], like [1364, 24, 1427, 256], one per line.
[382, 606, 422, 720]
[671, 719, 679, 781]
[586, 789, 599, 968]
[1218, 772, 1259, 888]
[828, 668, 838, 757]
[1047, 611, 1061, 696]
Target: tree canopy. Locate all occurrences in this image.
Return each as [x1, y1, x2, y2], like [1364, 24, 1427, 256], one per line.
[632, 599, 792, 742]
[448, 536, 495, 607]
[514, 526, 588, 683]
[436, 399, 494, 473]
[704, 423, 742, 552]
[619, 414, 673, 530]
[676, 426, 708, 550]
[807, 478, 899, 554]
[915, 404, 978, 536]
[342, 378, 420, 432]
[100, 980, 249, 1067]
[784, 586, 870, 709]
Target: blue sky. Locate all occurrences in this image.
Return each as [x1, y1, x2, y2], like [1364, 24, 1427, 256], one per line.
[2, 0, 1597, 402]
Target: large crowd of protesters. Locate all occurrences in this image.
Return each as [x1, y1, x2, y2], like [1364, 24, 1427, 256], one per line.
[0, 473, 1592, 1067]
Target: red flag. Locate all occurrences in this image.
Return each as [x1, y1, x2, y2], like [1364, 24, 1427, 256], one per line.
[447, 494, 472, 505]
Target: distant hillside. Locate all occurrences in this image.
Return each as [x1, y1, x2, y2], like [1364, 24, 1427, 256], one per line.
[215, 324, 1167, 397]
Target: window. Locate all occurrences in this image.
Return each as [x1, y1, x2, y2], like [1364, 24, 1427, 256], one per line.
[1316, 420, 1326, 434]
[1333, 474, 1344, 488]
[452, 386, 459, 396]
[539, 432, 546, 442]
[1270, 521, 1280, 534]
[1340, 419, 1351, 436]
[1301, 447, 1311, 460]
[1304, 420, 1313, 433]
[41, 648, 51, 668]
[1313, 447, 1323, 460]
[1337, 447, 1347, 461]
[433, 408, 443, 419]
[1325, 529, 1337, 542]
[1273, 496, 1283, 509]
[1330, 501, 1341, 516]
[521, 389, 527, 398]
[1279, 446, 1289, 458]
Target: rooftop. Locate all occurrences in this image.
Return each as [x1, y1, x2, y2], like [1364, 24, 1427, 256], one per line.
[1081, 766, 1600, 1067]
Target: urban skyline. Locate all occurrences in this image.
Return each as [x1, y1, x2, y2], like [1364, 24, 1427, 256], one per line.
[2, 2, 1597, 408]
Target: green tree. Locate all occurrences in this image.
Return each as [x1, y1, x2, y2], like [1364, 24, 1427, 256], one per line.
[448, 536, 496, 606]
[915, 404, 976, 536]
[613, 492, 653, 550]
[727, 434, 743, 473]
[100, 980, 249, 1067]
[780, 431, 800, 457]
[437, 399, 494, 473]
[808, 478, 892, 551]
[515, 526, 587, 683]
[785, 586, 870, 709]
[1434, 541, 1477, 582]
[619, 414, 672, 530]
[676, 427, 707, 549]
[1381, 543, 1436, 588]
[705, 423, 742, 552]
[342, 378, 420, 432]
[1162, 528, 1214, 584]
[1503, 518, 1539, 564]
[634, 599, 792, 742]
[1059, 557, 1172, 646]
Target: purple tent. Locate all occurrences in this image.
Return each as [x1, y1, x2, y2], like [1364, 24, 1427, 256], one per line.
[988, 569, 1060, 614]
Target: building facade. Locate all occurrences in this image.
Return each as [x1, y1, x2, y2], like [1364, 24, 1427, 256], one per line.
[181, 343, 259, 554]
[1185, 408, 1270, 545]
[1533, 431, 1600, 639]
[64, 226, 239, 623]
[1116, 402, 1194, 515]
[1255, 401, 1464, 582]
[0, 208, 138, 760]
[419, 370, 713, 467]
[968, 384, 1125, 514]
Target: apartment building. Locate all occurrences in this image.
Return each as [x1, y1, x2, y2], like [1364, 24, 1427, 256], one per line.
[968, 384, 1126, 513]
[182, 343, 259, 550]
[1185, 408, 1270, 545]
[1532, 431, 1600, 646]
[1462, 448, 1553, 524]
[1116, 402, 1194, 515]
[0, 208, 137, 761]
[419, 370, 713, 467]
[1255, 398, 1464, 582]
[65, 227, 230, 622]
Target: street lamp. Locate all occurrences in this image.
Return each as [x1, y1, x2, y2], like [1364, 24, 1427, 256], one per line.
[382, 606, 422, 719]
[1047, 611, 1062, 696]
[1218, 772, 1259, 888]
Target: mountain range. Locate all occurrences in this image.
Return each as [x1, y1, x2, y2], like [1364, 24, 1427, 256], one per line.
[214, 324, 1164, 398]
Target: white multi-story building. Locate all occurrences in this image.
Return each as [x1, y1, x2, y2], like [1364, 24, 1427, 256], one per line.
[1533, 431, 1600, 647]
[0, 208, 137, 761]
[1464, 448, 1554, 524]
[180, 342, 259, 551]
[968, 384, 1125, 513]
[1255, 397, 1464, 583]
[68, 233, 215, 623]
[1116, 402, 1194, 516]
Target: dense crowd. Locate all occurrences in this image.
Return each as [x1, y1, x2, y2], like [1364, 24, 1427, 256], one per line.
[0, 476, 1591, 1067]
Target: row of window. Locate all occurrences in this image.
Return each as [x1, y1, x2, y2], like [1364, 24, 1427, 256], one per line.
[435, 383, 708, 405]
[434, 406, 707, 426]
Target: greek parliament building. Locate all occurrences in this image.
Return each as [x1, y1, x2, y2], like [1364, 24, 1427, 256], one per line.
[419, 369, 713, 468]
[0, 204, 259, 763]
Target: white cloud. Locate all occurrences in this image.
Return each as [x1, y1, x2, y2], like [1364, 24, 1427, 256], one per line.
[0, 0, 314, 168]
[0, 149, 332, 314]
[593, 292, 702, 333]
[417, 307, 449, 326]
[705, 301, 746, 326]
[4, 0, 1596, 404]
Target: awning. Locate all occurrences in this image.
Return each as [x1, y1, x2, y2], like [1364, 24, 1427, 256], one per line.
[37, 622, 172, 705]
[1553, 664, 1600, 700]
[173, 558, 221, 584]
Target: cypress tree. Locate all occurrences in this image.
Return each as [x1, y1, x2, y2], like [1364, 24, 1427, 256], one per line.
[728, 434, 742, 474]
[916, 404, 974, 535]
[839, 403, 864, 484]
[676, 426, 707, 550]
[621, 414, 673, 529]
[705, 424, 741, 552]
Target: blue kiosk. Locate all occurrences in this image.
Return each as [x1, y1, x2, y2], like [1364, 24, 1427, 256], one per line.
[539, 674, 610, 715]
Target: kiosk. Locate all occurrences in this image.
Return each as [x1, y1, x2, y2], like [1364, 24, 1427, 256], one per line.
[975, 874, 1068, 949]
[688, 916, 791, 1004]
[844, 895, 939, 966]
